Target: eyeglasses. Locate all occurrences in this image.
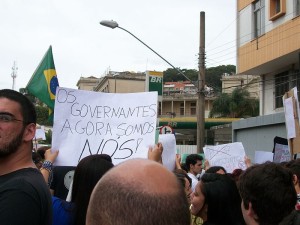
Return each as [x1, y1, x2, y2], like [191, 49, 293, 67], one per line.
[0, 113, 24, 123]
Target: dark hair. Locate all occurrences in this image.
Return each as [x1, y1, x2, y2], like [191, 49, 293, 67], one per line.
[185, 154, 203, 170]
[174, 169, 192, 188]
[71, 154, 114, 225]
[285, 159, 300, 189]
[32, 151, 42, 164]
[0, 89, 36, 124]
[37, 146, 49, 160]
[228, 168, 244, 184]
[238, 162, 296, 225]
[205, 166, 227, 174]
[200, 173, 245, 225]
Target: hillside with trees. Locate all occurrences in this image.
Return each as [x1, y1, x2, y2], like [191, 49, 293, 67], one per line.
[163, 64, 236, 93]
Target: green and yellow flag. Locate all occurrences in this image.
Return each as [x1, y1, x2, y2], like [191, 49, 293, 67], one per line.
[26, 46, 59, 114]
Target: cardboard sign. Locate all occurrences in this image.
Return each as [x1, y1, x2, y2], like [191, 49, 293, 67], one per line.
[52, 87, 158, 166]
[203, 142, 246, 173]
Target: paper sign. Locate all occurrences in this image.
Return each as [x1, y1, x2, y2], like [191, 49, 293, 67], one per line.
[273, 143, 290, 163]
[52, 87, 158, 166]
[293, 87, 300, 124]
[159, 134, 176, 171]
[35, 126, 46, 140]
[203, 142, 246, 173]
[284, 97, 296, 139]
[254, 151, 273, 164]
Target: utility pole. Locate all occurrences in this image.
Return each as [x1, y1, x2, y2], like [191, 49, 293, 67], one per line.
[197, 11, 205, 153]
[11, 61, 18, 91]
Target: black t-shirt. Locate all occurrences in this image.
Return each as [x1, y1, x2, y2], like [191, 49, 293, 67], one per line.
[50, 166, 76, 200]
[0, 168, 52, 225]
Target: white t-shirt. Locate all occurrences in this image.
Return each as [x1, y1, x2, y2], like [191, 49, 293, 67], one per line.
[187, 172, 199, 192]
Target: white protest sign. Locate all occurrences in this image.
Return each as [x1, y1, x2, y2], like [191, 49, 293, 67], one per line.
[254, 151, 273, 164]
[284, 97, 296, 139]
[52, 87, 158, 166]
[159, 134, 176, 171]
[273, 143, 290, 163]
[203, 142, 246, 173]
[35, 126, 46, 140]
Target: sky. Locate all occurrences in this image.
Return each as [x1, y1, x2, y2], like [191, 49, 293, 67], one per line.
[0, 0, 237, 91]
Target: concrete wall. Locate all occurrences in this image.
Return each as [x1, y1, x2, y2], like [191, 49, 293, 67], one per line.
[232, 112, 286, 161]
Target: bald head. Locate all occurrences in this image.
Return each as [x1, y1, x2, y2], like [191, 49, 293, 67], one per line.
[86, 159, 190, 225]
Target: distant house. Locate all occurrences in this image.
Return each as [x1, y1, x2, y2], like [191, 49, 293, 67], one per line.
[76, 76, 99, 91]
[221, 73, 260, 99]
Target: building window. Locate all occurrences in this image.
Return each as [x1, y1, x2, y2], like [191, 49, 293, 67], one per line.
[274, 71, 298, 108]
[190, 102, 196, 115]
[295, 0, 300, 16]
[180, 103, 184, 115]
[269, 0, 286, 21]
[253, 0, 265, 38]
[291, 70, 300, 99]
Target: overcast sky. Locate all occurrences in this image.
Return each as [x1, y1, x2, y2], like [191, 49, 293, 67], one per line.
[0, 0, 237, 90]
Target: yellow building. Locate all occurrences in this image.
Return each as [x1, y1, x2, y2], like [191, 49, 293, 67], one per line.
[237, 0, 300, 115]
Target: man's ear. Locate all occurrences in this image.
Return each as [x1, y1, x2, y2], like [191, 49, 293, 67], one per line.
[23, 123, 36, 142]
[248, 202, 259, 220]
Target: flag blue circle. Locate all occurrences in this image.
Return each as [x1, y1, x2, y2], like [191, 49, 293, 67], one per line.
[50, 76, 59, 95]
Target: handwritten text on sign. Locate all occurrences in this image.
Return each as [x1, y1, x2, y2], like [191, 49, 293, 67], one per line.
[52, 88, 158, 166]
[203, 142, 246, 173]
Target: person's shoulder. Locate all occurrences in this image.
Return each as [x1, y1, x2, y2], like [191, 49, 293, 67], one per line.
[293, 210, 300, 224]
[3, 168, 49, 192]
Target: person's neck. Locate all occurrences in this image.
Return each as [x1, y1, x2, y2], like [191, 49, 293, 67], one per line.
[0, 146, 35, 176]
[189, 170, 197, 176]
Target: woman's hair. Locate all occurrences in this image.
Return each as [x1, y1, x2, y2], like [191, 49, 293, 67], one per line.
[205, 166, 227, 174]
[200, 173, 245, 225]
[173, 169, 192, 188]
[71, 154, 114, 225]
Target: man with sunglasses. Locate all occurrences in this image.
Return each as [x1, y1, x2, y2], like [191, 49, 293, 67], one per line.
[0, 89, 52, 225]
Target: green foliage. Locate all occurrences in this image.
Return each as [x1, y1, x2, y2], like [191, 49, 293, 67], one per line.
[163, 68, 198, 82]
[38, 129, 52, 145]
[45, 130, 52, 144]
[162, 65, 236, 93]
[35, 105, 53, 126]
[209, 87, 259, 118]
[206, 65, 236, 93]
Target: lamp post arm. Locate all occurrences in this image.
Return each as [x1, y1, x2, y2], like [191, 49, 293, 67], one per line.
[118, 26, 194, 84]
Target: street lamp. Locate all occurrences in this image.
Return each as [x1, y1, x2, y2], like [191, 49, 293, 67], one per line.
[100, 20, 192, 83]
[99, 19, 205, 152]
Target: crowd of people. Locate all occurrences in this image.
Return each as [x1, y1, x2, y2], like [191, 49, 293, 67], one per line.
[1, 88, 300, 225]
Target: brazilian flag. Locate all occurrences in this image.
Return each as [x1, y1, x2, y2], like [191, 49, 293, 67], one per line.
[26, 46, 59, 120]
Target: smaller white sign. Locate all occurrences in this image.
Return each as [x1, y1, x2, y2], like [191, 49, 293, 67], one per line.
[254, 151, 273, 164]
[35, 126, 46, 140]
[159, 134, 176, 171]
[203, 142, 246, 173]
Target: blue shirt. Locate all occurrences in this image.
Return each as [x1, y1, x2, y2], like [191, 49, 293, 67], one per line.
[52, 196, 74, 225]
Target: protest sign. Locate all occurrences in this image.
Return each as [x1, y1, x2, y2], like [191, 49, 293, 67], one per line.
[159, 134, 176, 171]
[254, 151, 273, 164]
[273, 143, 290, 163]
[35, 126, 46, 140]
[52, 87, 158, 166]
[203, 142, 246, 173]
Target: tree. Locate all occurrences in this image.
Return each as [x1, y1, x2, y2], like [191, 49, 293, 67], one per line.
[163, 68, 198, 82]
[35, 105, 53, 126]
[209, 87, 259, 118]
[162, 65, 236, 93]
[206, 65, 236, 93]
